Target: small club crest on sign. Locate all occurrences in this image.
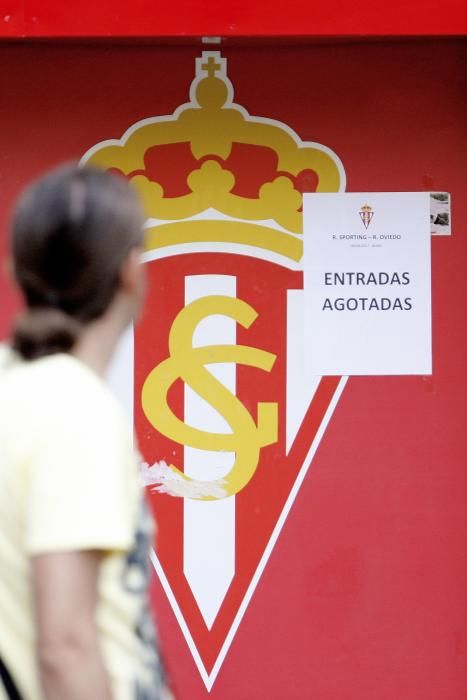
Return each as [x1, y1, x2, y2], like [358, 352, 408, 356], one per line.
[359, 204, 374, 229]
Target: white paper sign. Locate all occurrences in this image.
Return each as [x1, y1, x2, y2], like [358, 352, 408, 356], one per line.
[303, 192, 432, 376]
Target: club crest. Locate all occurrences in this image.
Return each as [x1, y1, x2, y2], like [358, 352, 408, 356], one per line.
[82, 51, 346, 690]
[359, 203, 374, 229]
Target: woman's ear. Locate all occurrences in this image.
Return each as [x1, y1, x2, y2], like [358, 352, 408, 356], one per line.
[3, 257, 16, 285]
[119, 247, 147, 312]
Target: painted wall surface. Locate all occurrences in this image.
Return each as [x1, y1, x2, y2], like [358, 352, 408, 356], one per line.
[0, 40, 466, 699]
[2, 0, 467, 38]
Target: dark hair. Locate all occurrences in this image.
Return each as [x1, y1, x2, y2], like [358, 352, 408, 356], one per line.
[10, 163, 144, 360]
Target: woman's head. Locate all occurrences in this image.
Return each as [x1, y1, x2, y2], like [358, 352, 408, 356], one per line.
[10, 163, 145, 360]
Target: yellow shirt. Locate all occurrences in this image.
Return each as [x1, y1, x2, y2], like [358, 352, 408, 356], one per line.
[0, 346, 167, 700]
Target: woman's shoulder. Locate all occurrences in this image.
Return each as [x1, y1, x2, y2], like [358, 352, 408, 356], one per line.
[0, 342, 21, 373]
[1, 352, 125, 430]
[36, 354, 122, 414]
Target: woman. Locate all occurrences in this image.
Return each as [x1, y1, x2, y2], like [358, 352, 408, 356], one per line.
[0, 165, 171, 700]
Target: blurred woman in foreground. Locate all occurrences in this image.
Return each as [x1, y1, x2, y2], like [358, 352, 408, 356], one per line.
[0, 164, 171, 700]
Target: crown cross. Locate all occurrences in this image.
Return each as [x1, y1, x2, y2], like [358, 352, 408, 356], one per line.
[202, 55, 221, 78]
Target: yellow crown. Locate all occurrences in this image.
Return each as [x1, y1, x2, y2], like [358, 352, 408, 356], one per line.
[81, 52, 345, 262]
[360, 204, 373, 212]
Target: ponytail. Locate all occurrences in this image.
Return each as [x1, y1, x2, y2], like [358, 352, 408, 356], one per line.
[12, 308, 83, 360]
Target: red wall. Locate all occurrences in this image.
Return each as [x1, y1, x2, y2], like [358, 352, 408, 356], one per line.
[0, 39, 466, 699]
[2, 0, 466, 37]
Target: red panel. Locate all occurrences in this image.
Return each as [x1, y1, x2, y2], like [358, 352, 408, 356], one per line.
[0, 0, 24, 37]
[0, 40, 466, 699]
[1, 0, 467, 38]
